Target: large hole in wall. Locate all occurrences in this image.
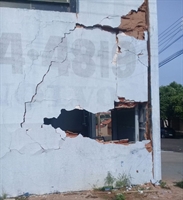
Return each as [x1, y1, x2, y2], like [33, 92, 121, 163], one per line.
[43, 98, 147, 144]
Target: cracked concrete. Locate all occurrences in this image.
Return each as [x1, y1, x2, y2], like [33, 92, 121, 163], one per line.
[0, 126, 64, 159]
[0, 127, 153, 196]
[21, 5, 148, 127]
[26, 17, 42, 47]
[49, 26, 77, 53]
[20, 55, 68, 127]
[20, 60, 56, 127]
[0, 0, 160, 196]
[17, 0, 149, 128]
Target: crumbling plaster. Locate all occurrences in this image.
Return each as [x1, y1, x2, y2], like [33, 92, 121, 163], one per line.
[0, 0, 148, 126]
[0, 0, 160, 196]
[1, 127, 153, 196]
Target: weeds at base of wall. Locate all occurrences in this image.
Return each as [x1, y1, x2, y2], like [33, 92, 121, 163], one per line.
[159, 180, 170, 189]
[115, 193, 126, 200]
[104, 171, 115, 187]
[115, 173, 131, 188]
[94, 171, 131, 191]
[175, 181, 183, 189]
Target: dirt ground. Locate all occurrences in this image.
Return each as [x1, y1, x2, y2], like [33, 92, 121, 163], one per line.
[28, 181, 183, 200]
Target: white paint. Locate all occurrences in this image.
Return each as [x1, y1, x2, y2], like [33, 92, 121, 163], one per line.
[0, 0, 159, 196]
[148, 0, 162, 181]
[78, 0, 144, 26]
[1, 127, 153, 196]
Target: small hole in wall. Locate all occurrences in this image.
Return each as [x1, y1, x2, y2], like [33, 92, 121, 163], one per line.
[136, 170, 139, 173]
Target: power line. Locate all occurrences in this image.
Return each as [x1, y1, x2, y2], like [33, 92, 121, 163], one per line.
[159, 29, 182, 51]
[158, 17, 183, 68]
[159, 22, 181, 43]
[158, 17, 183, 53]
[159, 16, 183, 38]
[159, 26, 181, 47]
[159, 33, 183, 54]
[159, 49, 183, 68]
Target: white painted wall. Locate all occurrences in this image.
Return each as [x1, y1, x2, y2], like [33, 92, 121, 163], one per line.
[1, 128, 153, 196]
[148, 0, 162, 182]
[0, 0, 159, 196]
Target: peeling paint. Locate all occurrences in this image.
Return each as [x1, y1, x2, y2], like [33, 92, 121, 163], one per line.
[76, 1, 147, 40]
[115, 97, 146, 109]
[145, 141, 152, 152]
[119, 1, 147, 40]
[0, 0, 160, 196]
[0, 127, 153, 196]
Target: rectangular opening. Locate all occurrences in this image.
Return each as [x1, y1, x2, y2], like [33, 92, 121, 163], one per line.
[0, 0, 78, 13]
[111, 108, 135, 142]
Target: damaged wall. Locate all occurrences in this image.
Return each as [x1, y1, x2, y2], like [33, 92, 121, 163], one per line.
[1, 127, 153, 196]
[0, 0, 160, 196]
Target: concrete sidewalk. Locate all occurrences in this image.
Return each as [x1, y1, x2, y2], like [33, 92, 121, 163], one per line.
[161, 151, 183, 181]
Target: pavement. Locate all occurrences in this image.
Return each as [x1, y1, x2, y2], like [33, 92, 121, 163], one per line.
[161, 138, 183, 181]
[161, 151, 183, 182]
[161, 138, 183, 152]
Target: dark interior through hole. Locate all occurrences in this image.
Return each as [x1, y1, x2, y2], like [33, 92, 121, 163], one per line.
[44, 102, 147, 142]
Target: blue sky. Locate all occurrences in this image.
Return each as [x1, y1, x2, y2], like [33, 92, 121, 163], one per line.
[157, 0, 183, 86]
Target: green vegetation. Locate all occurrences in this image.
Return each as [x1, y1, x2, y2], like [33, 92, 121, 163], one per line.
[115, 173, 131, 188]
[115, 193, 125, 200]
[159, 180, 167, 188]
[93, 172, 131, 192]
[159, 180, 170, 189]
[104, 171, 115, 187]
[175, 181, 183, 189]
[160, 82, 183, 121]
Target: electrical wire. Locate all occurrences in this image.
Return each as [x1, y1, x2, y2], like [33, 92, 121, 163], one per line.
[159, 29, 182, 52]
[159, 26, 181, 47]
[158, 16, 183, 68]
[158, 18, 182, 54]
[159, 49, 183, 68]
[159, 16, 183, 38]
[159, 33, 183, 54]
[159, 22, 181, 43]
